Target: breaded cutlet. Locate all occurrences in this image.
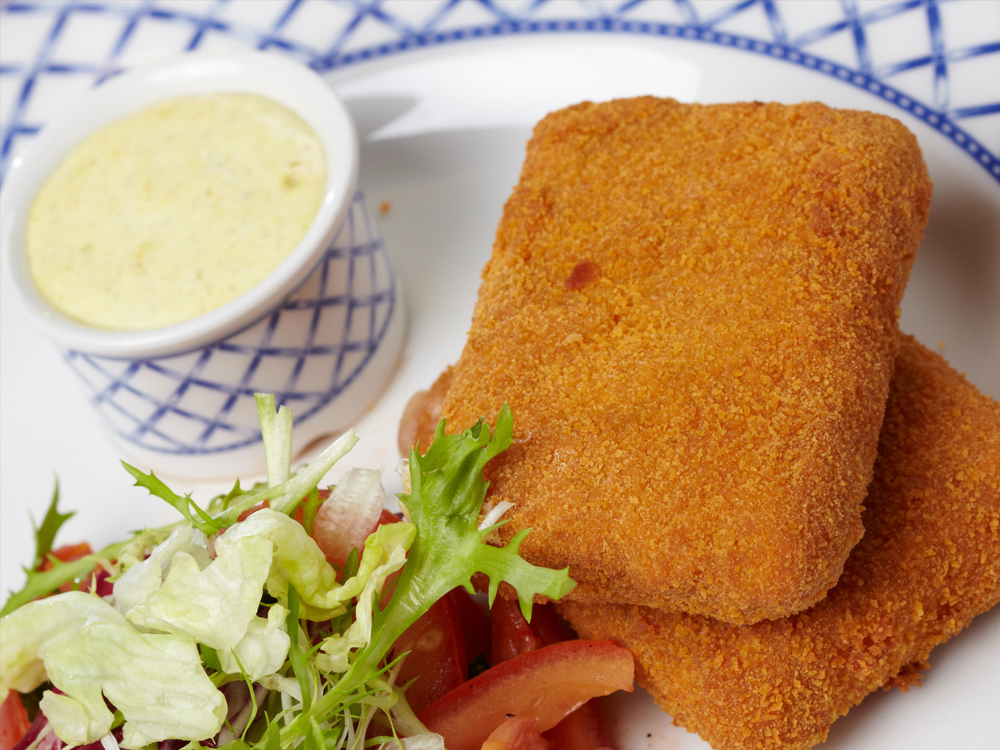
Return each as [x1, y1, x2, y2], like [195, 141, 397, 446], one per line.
[438, 98, 932, 623]
[560, 335, 1000, 750]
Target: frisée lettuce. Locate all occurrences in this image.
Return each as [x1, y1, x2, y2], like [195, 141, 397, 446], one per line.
[0, 396, 575, 750]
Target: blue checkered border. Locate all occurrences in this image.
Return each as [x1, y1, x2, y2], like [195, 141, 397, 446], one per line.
[2, 0, 998, 185]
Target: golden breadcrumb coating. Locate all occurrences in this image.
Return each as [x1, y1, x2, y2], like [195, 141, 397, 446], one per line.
[440, 98, 932, 623]
[561, 336, 1000, 750]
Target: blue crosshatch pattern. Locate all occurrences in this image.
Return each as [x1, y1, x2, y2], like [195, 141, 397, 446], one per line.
[1, 0, 997, 456]
[1, 0, 998, 186]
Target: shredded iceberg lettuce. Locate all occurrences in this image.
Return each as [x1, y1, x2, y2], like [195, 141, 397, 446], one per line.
[124, 533, 272, 650]
[113, 525, 211, 616]
[221, 509, 345, 620]
[0, 591, 226, 747]
[218, 603, 290, 681]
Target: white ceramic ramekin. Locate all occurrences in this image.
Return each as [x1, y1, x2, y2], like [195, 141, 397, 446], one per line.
[0, 51, 405, 479]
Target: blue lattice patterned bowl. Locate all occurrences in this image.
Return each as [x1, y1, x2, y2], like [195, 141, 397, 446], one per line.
[0, 51, 405, 479]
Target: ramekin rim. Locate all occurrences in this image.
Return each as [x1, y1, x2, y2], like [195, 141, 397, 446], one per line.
[0, 49, 359, 359]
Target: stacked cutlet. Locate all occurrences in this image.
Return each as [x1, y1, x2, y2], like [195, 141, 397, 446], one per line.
[403, 99, 1000, 748]
[561, 334, 1000, 749]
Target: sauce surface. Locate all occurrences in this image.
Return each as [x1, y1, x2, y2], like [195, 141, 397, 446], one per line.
[27, 93, 327, 330]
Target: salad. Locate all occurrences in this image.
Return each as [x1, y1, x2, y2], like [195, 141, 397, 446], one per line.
[0, 396, 633, 750]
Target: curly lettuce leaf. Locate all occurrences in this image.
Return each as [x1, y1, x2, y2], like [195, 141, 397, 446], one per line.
[121, 463, 222, 536]
[275, 404, 575, 747]
[30, 481, 74, 570]
[362, 402, 575, 655]
[0, 484, 126, 618]
[401, 403, 576, 618]
[0, 538, 130, 619]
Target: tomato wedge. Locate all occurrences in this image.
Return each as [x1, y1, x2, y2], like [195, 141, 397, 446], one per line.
[40, 542, 93, 568]
[374, 508, 401, 528]
[392, 584, 467, 714]
[491, 595, 539, 665]
[418, 640, 633, 750]
[235, 500, 308, 525]
[482, 716, 548, 750]
[542, 702, 611, 750]
[527, 602, 571, 647]
[450, 587, 492, 668]
[490, 601, 614, 750]
[0, 691, 30, 750]
[524, 605, 611, 750]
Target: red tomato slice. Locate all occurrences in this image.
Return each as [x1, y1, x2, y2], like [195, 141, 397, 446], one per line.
[40, 542, 92, 569]
[418, 640, 633, 750]
[450, 587, 492, 667]
[0, 691, 31, 750]
[491, 595, 539, 665]
[375, 508, 401, 528]
[491, 602, 614, 750]
[237, 500, 271, 522]
[491, 599, 569, 666]
[529, 605, 612, 750]
[393, 588, 468, 714]
[527, 603, 571, 647]
[482, 716, 549, 750]
[541, 702, 611, 750]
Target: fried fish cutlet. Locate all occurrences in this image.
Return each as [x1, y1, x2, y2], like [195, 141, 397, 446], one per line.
[560, 335, 1000, 750]
[439, 98, 932, 624]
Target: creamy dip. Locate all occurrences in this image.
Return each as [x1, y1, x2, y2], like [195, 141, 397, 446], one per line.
[27, 93, 327, 330]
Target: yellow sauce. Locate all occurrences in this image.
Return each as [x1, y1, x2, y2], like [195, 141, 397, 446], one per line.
[27, 93, 326, 330]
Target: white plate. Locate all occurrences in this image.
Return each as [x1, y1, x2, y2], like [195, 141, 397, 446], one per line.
[1, 2, 997, 749]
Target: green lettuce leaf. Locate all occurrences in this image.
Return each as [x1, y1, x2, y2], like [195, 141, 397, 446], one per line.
[112, 525, 211, 616]
[314, 521, 414, 673]
[0, 538, 130, 619]
[221, 509, 343, 621]
[30, 481, 74, 570]
[256, 394, 293, 488]
[217, 603, 290, 681]
[274, 404, 575, 747]
[400, 403, 576, 618]
[121, 464, 222, 536]
[124, 533, 273, 651]
[0, 591, 225, 749]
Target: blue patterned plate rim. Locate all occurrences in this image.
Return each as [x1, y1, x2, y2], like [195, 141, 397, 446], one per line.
[1, 0, 998, 185]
